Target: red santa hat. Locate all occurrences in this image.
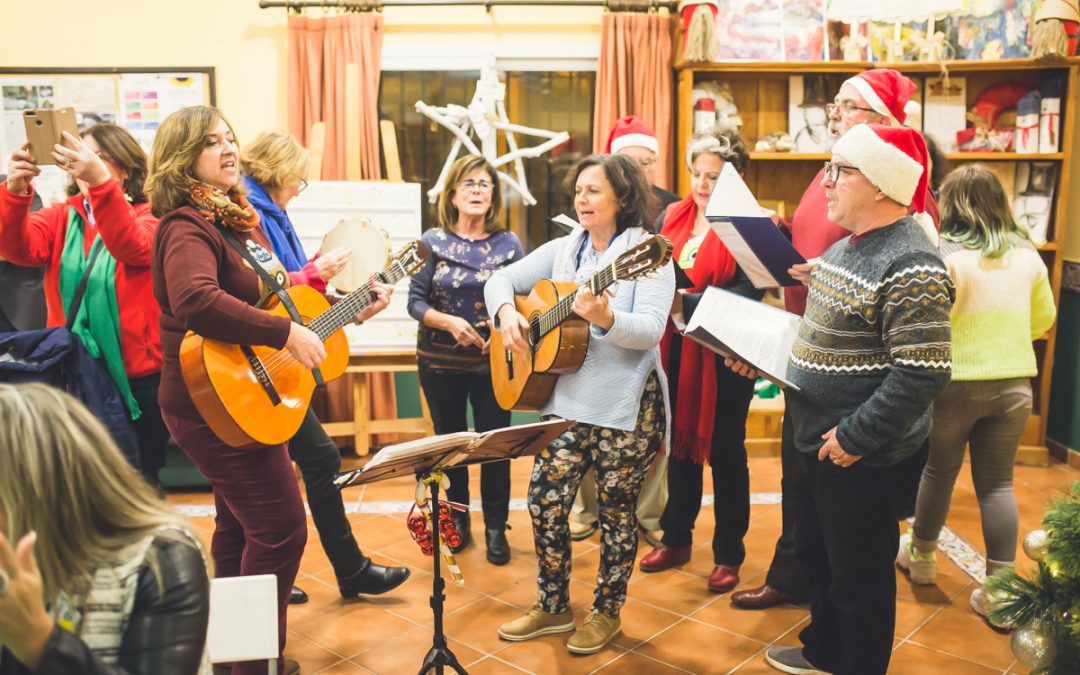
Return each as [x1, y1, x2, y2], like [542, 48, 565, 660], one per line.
[605, 116, 660, 155]
[832, 124, 928, 209]
[841, 69, 921, 126]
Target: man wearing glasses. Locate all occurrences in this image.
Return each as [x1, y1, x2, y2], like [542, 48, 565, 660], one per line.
[731, 69, 941, 614]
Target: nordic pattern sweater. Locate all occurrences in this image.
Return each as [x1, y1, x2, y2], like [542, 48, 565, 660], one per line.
[786, 217, 954, 467]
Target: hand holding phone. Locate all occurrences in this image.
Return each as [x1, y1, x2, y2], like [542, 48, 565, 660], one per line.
[4, 143, 41, 197]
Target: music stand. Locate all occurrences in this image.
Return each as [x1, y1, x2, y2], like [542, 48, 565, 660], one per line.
[334, 419, 572, 675]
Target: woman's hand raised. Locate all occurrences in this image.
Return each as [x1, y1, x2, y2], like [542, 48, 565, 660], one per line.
[5, 143, 40, 196]
[52, 132, 111, 187]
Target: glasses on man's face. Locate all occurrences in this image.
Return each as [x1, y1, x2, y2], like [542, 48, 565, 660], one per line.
[823, 161, 861, 183]
[298, 179, 309, 193]
[825, 101, 879, 118]
[459, 179, 494, 193]
[636, 154, 658, 168]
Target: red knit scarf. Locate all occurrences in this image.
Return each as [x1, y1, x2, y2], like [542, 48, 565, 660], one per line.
[659, 196, 737, 464]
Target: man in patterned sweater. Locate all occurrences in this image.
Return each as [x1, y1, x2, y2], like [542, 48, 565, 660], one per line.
[765, 124, 953, 675]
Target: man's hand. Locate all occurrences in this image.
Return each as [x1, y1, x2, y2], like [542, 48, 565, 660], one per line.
[723, 358, 758, 380]
[788, 258, 818, 286]
[817, 426, 861, 467]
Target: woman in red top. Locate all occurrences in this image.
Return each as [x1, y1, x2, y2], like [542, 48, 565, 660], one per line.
[638, 128, 763, 595]
[0, 123, 167, 485]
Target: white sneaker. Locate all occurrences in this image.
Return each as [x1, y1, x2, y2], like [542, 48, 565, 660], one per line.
[896, 532, 936, 585]
[971, 587, 1012, 630]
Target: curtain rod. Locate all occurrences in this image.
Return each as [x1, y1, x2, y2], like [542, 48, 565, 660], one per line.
[258, 0, 676, 12]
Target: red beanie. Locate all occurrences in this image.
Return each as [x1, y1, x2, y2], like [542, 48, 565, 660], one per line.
[605, 116, 660, 154]
[841, 70, 921, 126]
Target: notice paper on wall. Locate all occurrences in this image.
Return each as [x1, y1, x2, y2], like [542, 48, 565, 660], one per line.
[683, 287, 801, 391]
[704, 163, 806, 288]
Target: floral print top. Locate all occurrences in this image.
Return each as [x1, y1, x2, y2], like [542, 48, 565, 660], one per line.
[407, 227, 522, 372]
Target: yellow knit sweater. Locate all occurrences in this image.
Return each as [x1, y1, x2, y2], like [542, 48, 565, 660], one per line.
[941, 235, 1057, 381]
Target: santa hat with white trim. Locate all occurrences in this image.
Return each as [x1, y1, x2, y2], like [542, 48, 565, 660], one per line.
[841, 69, 920, 126]
[605, 116, 659, 155]
[832, 124, 938, 242]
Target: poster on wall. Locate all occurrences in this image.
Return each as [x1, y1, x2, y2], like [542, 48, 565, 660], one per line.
[713, 0, 825, 61]
[120, 73, 207, 152]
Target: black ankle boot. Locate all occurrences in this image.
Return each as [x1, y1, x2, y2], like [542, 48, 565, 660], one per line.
[485, 524, 510, 565]
[338, 558, 411, 598]
[450, 510, 471, 553]
[289, 585, 309, 604]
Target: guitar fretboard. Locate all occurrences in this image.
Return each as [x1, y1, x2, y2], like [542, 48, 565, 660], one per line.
[532, 264, 617, 345]
[307, 259, 410, 341]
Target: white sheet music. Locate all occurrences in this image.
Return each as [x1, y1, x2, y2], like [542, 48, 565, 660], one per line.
[683, 287, 802, 390]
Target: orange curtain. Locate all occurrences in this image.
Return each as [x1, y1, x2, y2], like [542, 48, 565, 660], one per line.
[287, 13, 383, 181]
[288, 13, 397, 447]
[593, 12, 676, 191]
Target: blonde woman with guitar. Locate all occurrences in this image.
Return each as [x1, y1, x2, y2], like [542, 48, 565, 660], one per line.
[489, 154, 674, 655]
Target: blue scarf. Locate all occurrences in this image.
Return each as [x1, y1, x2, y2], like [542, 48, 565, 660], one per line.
[242, 175, 308, 272]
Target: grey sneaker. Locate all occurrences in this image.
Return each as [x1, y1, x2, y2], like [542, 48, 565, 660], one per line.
[896, 532, 936, 585]
[566, 610, 621, 654]
[497, 604, 574, 641]
[765, 646, 832, 674]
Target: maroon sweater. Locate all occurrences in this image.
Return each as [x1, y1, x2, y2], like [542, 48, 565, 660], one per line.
[152, 206, 291, 423]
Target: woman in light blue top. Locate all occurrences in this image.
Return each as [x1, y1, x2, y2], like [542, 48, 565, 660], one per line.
[487, 153, 674, 654]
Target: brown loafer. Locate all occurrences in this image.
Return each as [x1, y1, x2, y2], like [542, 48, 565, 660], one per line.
[707, 564, 740, 593]
[639, 545, 691, 572]
[730, 583, 803, 610]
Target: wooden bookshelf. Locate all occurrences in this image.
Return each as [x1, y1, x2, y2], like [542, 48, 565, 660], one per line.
[675, 57, 1079, 465]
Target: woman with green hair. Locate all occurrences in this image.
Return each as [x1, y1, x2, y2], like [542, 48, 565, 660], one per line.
[897, 163, 1057, 623]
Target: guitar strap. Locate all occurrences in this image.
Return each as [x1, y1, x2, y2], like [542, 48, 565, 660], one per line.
[223, 231, 325, 388]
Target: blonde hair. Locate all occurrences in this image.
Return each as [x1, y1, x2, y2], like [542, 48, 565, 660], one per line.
[940, 164, 1029, 259]
[145, 105, 240, 218]
[436, 154, 503, 232]
[0, 383, 206, 599]
[241, 131, 309, 191]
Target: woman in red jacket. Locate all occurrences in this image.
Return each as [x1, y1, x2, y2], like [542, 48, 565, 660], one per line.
[0, 124, 166, 485]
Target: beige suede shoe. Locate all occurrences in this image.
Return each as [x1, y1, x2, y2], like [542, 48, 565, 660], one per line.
[566, 610, 621, 654]
[569, 520, 597, 541]
[497, 604, 575, 641]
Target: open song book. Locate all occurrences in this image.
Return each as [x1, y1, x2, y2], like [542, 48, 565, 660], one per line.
[704, 163, 806, 288]
[683, 287, 802, 391]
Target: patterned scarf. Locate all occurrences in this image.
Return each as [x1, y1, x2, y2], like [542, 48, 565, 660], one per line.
[187, 182, 260, 232]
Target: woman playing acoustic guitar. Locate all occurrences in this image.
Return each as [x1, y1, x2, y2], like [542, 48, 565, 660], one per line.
[146, 106, 391, 675]
[488, 154, 674, 655]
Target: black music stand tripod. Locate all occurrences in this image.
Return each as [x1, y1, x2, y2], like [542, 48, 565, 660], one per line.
[334, 420, 572, 675]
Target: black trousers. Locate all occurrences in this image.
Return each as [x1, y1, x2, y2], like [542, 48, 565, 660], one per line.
[128, 372, 169, 487]
[763, 411, 808, 598]
[289, 407, 366, 579]
[660, 361, 754, 566]
[419, 368, 511, 527]
[795, 450, 923, 675]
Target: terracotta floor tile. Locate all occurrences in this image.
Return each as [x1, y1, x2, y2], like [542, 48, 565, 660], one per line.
[626, 567, 718, 617]
[282, 632, 348, 672]
[907, 606, 1015, 671]
[442, 597, 536, 655]
[349, 624, 484, 673]
[594, 650, 693, 673]
[489, 633, 626, 673]
[460, 656, 534, 673]
[893, 594, 944, 639]
[691, 593, 810, 645]
[310, 660, 375, 674]
[370, 568, 485, 627]
[609, 598, 684, 649]
[632, 618, 764, 673]
[289, 599, 418, 657]
[888, 641, 1001, 674]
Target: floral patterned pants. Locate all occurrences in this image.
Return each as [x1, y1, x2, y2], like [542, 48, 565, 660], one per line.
[528, 371, 666, 618]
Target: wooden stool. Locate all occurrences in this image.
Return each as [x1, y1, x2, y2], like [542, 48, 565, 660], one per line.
[321, 351, 434, 456]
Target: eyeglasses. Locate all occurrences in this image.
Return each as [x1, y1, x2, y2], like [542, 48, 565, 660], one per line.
[298, 179, 309, 193]
[636, 154, 658, 168]
[823, 161, 861, 183]
[825, 101, 879, 118]
[459, 179, 494, 193]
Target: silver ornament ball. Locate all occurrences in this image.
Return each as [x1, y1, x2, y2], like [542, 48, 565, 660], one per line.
[1023, 529, 1049, 561]
[1011, 620, 1057, 670]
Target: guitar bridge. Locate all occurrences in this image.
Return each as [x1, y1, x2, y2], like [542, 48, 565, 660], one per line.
[241, 345, 282, 406]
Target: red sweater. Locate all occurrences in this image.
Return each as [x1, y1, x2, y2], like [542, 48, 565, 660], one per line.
[0, 178, 162, 378]
[152, 206, 292, 424]
[784, 168, 941, 316]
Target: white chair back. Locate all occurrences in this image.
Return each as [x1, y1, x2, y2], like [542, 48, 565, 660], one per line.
[207, 574, 278, 674]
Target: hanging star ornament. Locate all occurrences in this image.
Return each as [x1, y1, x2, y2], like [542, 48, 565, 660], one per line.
[415, 59, 570, 206]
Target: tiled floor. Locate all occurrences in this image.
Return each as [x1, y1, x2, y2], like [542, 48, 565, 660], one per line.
[168, 455, 1080, 674]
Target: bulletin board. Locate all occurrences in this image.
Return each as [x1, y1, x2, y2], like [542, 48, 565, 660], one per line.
[0, 67, 215, 205]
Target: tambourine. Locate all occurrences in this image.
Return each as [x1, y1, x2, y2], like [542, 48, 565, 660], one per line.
[318, 217, 391, 293]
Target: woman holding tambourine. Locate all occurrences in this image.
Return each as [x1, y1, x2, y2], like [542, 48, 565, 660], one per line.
[407, 154, 523, 566]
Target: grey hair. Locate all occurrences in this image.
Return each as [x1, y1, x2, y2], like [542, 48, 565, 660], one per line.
[686, 133, 732, 168]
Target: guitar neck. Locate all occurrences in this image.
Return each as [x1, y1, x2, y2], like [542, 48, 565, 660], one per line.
[307, 260, 410, 341]
[534, 264, 618, 341]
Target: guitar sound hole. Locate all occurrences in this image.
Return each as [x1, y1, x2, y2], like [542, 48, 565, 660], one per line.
[528, 321, 541, 349]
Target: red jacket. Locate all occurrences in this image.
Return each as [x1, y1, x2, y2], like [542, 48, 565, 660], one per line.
[0, 177, 162, 379]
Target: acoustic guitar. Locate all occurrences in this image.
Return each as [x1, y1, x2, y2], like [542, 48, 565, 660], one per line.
[490, 234, 673, 411]
[180, 241, 429, 448]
